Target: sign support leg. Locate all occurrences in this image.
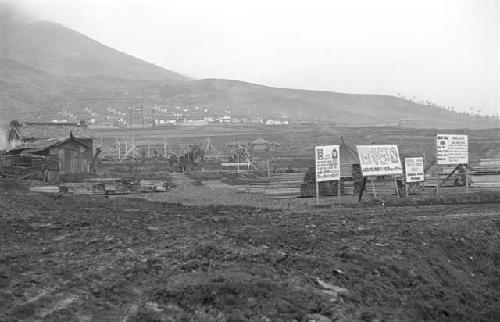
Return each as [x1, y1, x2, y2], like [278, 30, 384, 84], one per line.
[394, 178, 400, 198]
[315, 180, 320, 206]
[466, 165, 470, 194]
[337, 179, 341, 206]
[371, 178, 376, 199]
[436, 166, 440, 195]
[405, 183, 409, 198]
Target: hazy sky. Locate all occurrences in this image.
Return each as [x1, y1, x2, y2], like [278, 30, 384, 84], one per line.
[14, 0, 500, 115]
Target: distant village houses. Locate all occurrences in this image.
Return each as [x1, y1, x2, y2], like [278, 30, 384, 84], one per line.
[265, 118, 289, 125]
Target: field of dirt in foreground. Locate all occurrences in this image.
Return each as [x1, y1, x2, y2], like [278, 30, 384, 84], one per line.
[0, 182, 499, 321]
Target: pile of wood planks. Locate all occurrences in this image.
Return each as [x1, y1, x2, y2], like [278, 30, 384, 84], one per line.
[470, 159, 500, 188]
[58, 177, 170, 195]
[265, 173, 304, 198]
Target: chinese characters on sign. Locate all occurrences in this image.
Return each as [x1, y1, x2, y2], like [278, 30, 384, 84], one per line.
[404, 157, 424, 182]
[436, 134, 468, 165]
[356, 145, 403, 176]
[315, 145, 340, 182]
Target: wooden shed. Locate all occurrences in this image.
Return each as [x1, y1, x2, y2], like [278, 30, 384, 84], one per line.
[8, 135, 93, 173]
[250, 138, 270, 153]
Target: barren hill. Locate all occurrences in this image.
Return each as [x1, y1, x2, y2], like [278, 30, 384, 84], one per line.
[159, 79, 485, 128]
[3, 20, 187, 81]
[0, 20, 495, 129]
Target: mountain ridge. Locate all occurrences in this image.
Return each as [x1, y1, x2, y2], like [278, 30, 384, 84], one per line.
[3, 20, 188, 81]
[0, 20, 496, 129]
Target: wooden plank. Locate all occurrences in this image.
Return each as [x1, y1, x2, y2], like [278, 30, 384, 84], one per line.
[221, 162, 251, 167]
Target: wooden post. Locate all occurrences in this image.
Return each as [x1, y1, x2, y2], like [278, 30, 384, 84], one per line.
[315, 179, 320, 205]
[267, 160, 271, 180]
[163, 137, 167, 156]
[405, 182, 409, 198]
[116, 139, 120, 160]
[434, 134, 439, 195]
[371, 178, 377, 199]
[147, 137, 150, 158]
[337, 179, 341, 206]
[394, 178, 400, 198]
[436, 166, 440, 195]
[465, 165, 470, 193]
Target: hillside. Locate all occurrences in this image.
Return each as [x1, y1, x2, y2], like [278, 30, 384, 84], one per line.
[3, 20, 188, 81]
[0, 58, 167, 126]
[0, 20, 496, 129]
[159, 79, 488, 128]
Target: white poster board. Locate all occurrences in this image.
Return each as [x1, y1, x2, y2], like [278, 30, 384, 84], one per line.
[404, 157, 424, 182]
[357, 145, 403, 176]
[436, 134, 468, 165]
[315, 145, 340, 182]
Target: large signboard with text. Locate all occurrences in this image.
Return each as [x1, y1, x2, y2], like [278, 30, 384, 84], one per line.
[315, 145, 340, 182]
[436, 134, 468, 165]
[357, 145, 403, 176]
[404, 157, 424, 182]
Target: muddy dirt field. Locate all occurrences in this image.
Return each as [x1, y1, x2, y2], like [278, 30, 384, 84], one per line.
[1, 182, 499, 321]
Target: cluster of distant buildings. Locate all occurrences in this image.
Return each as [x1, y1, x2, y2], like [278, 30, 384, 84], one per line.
[48, 105, 291, 129]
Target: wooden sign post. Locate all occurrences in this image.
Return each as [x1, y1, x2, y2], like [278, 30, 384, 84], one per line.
[466, 165, 470, 194]
[394, 178, 400, 198]
[315, 178, 320, 206]
[337, 179, 341, 206]
[371, 178, 377, 199]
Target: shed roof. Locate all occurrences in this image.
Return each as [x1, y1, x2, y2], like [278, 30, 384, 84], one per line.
[340, 141, 359, 165]
[12, 122, 95, 140]
[9, 137, 89, 154]
[250, 138, 269, 145]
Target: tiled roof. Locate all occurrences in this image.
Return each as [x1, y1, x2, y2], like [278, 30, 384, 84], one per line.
[16, 123, 95, 140]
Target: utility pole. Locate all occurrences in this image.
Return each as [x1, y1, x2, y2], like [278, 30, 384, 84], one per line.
[141, 99, 145, 129]
[129, 108, 133, 129]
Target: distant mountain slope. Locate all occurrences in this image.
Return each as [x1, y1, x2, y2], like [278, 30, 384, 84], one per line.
[0, 20, 494, 129]
[0, 59, 63, 122]
[4, 21, 188, 81]
[159, 79, 481, 128]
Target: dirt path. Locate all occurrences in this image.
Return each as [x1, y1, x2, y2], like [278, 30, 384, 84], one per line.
[0, 186, 498, 321]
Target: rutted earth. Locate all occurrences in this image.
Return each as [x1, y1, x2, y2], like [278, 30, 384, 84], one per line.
[0, 182, 499, 321]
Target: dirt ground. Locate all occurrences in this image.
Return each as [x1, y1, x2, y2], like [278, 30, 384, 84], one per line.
[1, 180, 499, 321]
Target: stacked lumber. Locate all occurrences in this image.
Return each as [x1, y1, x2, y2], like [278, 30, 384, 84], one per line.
[365, 178, 400, 196]
[58, 178, 170, 195]
[139, 180, 168, 192]
[470, 159, 500, 188]
[423, 165, 465, 187]
[29, 186, 60, 193]
[265, 173, 303, 198]
[300, 181, 342, 197]
[300, 166, 353, 197]
[84, 177, 137, 194]
[59, 182, 106, 195]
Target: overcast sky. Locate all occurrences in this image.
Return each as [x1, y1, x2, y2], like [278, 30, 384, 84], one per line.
[15, 0, 500, 115]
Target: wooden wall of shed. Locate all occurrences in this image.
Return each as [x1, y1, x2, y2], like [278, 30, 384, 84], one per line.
[49, 141, 93, 173]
